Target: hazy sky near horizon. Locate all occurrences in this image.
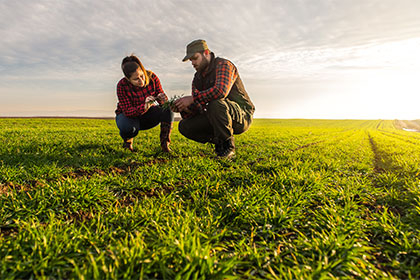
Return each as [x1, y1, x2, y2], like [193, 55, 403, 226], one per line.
[1, 0, 420, 119]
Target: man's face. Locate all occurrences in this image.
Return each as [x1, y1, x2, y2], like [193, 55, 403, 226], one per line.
[189, 52, 209, 72]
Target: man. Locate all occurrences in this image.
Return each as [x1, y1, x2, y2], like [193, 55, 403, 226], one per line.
[173, 39, 255, 159]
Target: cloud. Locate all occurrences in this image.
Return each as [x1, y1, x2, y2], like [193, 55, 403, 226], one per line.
[2, 0, 419, 72]
[1, 0, 420, 118]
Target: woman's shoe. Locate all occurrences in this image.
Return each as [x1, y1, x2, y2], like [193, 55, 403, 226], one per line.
[161, 141, 171, 153]
[123, 138, 134, 152]
[160, 122, 173, 153]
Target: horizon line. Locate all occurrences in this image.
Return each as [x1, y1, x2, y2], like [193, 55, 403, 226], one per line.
[0, 116, 412, 121]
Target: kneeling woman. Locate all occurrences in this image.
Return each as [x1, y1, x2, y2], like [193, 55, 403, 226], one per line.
[115, 55, 174, 152]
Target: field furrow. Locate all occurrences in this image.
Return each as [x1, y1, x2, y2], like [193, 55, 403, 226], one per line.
[365, 131, 420, 278]
[0, 118, 419, 279]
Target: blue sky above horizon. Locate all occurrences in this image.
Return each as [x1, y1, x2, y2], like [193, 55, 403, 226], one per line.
[1, 0, 420, 119]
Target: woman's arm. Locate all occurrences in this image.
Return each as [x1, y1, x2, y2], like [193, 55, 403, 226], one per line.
[150, 73, 168, 105]
[116, 81, 146, 117]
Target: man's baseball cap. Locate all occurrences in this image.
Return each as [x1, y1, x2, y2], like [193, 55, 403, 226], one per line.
[182, 39, 209, 62]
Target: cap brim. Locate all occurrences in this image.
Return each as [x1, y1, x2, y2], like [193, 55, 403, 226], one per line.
[182, 53, 193, 62]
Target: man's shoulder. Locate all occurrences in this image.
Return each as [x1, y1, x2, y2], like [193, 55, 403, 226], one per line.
[215, 56, 228, 63]
[215, 57, 236, 68]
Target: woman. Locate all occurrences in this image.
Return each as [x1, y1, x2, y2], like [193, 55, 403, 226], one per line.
[115, 55, 174, 152]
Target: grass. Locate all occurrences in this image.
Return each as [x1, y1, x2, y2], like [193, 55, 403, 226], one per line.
[0, 118, 419, 279]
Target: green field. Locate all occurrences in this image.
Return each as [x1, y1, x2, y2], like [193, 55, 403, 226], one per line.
[1, 118, 419, 279]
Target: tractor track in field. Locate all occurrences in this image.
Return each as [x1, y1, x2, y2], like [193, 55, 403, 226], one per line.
[365, 132, 419, 274]
[366, 133, 404, 271]
[378, 130, 420, 145]
[376, 120, 384, 129]
[368, 132, 400, 175]
[368, 134, 389, 174]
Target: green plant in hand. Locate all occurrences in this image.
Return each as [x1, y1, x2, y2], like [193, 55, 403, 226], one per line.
[161, 94, 184, 110]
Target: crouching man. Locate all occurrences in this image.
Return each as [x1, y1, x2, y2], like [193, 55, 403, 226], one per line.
[172, 39, 255, 159]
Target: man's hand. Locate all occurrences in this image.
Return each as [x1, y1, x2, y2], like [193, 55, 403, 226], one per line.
[174, 96, 194, 112]
[170, 103, 180, 113]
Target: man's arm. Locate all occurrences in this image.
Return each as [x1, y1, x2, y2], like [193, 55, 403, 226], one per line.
[173, 59, 237, 118]
[192, 59, 238, 105]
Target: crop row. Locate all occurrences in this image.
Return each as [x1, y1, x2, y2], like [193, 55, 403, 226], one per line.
[0, 119, 419, 279]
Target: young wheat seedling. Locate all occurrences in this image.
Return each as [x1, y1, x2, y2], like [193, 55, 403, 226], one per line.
[161, 94, 184, 110]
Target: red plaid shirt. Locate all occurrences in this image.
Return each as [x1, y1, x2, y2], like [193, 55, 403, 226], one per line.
[192, 59, 237, 104]
[115, 72, 168, 117]
[181, 58, 238, 118]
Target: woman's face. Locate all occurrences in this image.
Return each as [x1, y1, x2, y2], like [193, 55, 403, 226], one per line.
[128, 68, 145, 87]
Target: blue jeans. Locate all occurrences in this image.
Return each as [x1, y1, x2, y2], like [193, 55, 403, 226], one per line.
[116, 106, 174, 140]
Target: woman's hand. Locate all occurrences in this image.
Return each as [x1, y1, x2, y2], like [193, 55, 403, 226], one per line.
[156, 93, 167, 102]
[144, 96, 156, 111]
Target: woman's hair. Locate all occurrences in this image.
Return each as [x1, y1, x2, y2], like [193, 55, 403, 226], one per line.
[121, 55, 151, 86]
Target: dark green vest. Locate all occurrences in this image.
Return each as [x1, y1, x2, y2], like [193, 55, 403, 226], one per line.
[193, 54, 255, 115]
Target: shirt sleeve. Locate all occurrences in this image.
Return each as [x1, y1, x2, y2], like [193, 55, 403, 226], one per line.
[116, 81, 145, 117]
[150, 73, 168, 105]
[192, 59, 238, 105]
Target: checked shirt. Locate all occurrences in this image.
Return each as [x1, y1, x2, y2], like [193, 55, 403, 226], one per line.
[192, 59, 237, 104]
[115, 72, 168, 118]
[182, 57, 238, 119]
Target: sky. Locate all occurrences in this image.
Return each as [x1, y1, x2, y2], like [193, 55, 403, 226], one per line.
[1, 0, 420, 119]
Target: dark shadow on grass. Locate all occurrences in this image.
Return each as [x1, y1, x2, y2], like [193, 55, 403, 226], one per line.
[368, 134, 399, 173]
[1, 143, 126, 167]
[367, 134, 414, 215]
[364, 134, 420, 278]
[0, 142, 156, 183]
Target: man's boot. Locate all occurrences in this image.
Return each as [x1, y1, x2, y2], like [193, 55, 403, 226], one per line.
[160, 122, 172, 152]
[123, 138, 134, 152]
[217, 138, 235, 159]
[214, 142, 223, 155]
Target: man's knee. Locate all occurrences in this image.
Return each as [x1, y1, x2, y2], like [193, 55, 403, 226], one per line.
[178, 117, 212, 143]
[178, 119, 189, 138]
[178, 119, 199, 140]
[207, 99, 228, 114]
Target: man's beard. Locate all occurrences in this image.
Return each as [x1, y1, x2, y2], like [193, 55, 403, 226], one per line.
[196, 58, 210, 73]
